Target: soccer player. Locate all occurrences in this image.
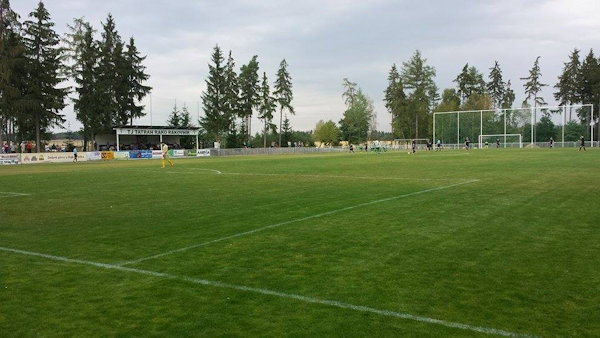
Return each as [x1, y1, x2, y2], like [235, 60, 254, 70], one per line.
[73, 147, 78, 163]
[411, 139, 416, 154]
[436, 139, 442, 151]
[161, 142, 174, 168]
[578, 136, 586, 151]
[549, 137, 554, 148]
[496, 138, 500, 148]
[349, 144, 354, 153]
[464, 137, 470, 151]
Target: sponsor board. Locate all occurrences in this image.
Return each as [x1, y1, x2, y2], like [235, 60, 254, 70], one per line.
[129, 150, 152, 159]
[87, 151, 101, 161]
[172, 149, 185, 157]
[152, 150, 163, 159]
[185, 149, 197, 157]
[44, 152, 81, 162]
[0, 154, 20, 165]
[196, 149, 211, 157]
[101, 151, 114, 160]
[114, 151, 130, 160]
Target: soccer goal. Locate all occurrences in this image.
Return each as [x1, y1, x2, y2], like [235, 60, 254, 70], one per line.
[478, 134, 522, 149]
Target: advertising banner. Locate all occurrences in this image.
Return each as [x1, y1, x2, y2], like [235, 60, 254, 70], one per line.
[114, 151, 129, 160]
[152, 150, 163, 159]
[172, 149, 185, 157]
[101, 151, 114, 160]
[196, 149, 211, 157]
[87, 151, 101, 161]
[185, 149, 197, 157]
[0, 154, 20, 165]
[21, 153, 46, 164]
[128, 150, 152, 159]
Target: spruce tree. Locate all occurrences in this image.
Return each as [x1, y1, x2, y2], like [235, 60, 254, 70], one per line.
[578, 49, 600, 126]
[22, 1, 68, 152]
[223, 50, 239, 146]
[521, 56, 547, 140]
[401, 50, 438, 139]
[502, 80, 515, 109]
[554, 49, 581, 107]
[384, 64, 407, 138]
[273, 59, 294, 147]
[122, 37, 151, 126]
[258, 72, 276, 148]
[0, 0, 26, 147]
[487, 61, 505, 109]
[167, 103, 181, 127]
[281, 115, 292, 146]
[200, 45, 228, 143]
[96, 14, 120, 131]
[66, 19, 100, 150]
[238, 55, 259, 141]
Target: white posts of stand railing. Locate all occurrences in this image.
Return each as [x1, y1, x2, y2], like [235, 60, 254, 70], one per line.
[116, 132, 120, 151]
[196, 134, 199, 151]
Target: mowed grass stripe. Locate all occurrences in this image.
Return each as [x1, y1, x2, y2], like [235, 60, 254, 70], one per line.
[0, 246, 537, 337]
[119, 179, 479, 266]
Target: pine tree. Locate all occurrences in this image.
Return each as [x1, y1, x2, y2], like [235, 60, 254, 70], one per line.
[0, 0, 26, 148]
[122, 37, 151, 126]
[96, 14, 120, 132]
[578, 49, 600, 126]
[22, 1, 68, 152]
[258, 72, 276, 148]
[281, 115, 292, 146]
[401, 50, 438, 139]
[502, 80, 515, 109]
[66, 19, 100, 150]
[383, 64, 407, 138]
[521, 56, 547, 141]
[487, 61, 505, 109]
[554, 49, 581, 107]
[238, 55, 259, 141]
[166, 103, 181, 127]
[200, 45, 228, 143]
[273, 59, 294, 147]
[223, 50, 239, 146]
[454, 63, 486, 104]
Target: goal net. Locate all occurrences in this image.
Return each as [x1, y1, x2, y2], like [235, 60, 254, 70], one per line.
[433, 104, 595, 148]
[478, 134, 522, 148]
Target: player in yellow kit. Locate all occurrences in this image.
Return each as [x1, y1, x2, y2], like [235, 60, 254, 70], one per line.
[161, 142, 174, 168]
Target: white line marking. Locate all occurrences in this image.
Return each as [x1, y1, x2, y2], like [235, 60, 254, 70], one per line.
[120, 180, 480, 266]
[220, 172, 466, 181]
[0, 246, 536, 337]
[0, 192, 30, 198]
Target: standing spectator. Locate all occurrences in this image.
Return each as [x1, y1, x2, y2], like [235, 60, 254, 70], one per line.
[73, 147, 78, 162]
[549, 137, 554, 148]
[26, 142, 32, 153]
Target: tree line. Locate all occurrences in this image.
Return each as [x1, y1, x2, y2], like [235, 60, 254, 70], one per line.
[199, 45, 294, 148]
[0, 0, 151, 151]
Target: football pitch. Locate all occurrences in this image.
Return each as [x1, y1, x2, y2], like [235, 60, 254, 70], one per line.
[1, 148, 598, 337]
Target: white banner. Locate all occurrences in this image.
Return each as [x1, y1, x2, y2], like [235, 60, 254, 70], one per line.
[152, 150, 163, 159]
[115, 128, 198, 136]
[87, 151, 101, 161]
[196, 149, 211, 157]
[172, 149, 185, 157]
[114, 151, 130, 160]
[0, 154, 20, 165]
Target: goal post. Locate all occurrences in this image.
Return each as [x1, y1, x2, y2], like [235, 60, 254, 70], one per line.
[392, 138, 430, 150]
[478, 134, 522, 148]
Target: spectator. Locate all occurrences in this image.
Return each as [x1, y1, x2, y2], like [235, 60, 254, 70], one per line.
[26, 141, 32, 153]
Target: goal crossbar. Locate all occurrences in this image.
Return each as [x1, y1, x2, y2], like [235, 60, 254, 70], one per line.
[478, 134, 522, 148]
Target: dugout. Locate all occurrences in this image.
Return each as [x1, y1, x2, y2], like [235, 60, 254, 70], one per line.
[95, 126, 200, 151]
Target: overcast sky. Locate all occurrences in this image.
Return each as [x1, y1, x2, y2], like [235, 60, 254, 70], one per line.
[12, 0, 600, 133]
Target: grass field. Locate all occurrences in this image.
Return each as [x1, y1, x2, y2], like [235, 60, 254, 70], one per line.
[1, 148, 599, 337]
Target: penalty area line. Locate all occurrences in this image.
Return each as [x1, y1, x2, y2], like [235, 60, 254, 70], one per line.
[119, 179, 480, 267]
[0, 246, 536, 337]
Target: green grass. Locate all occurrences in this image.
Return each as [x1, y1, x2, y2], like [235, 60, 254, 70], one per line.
[1, 148, 599, 337]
